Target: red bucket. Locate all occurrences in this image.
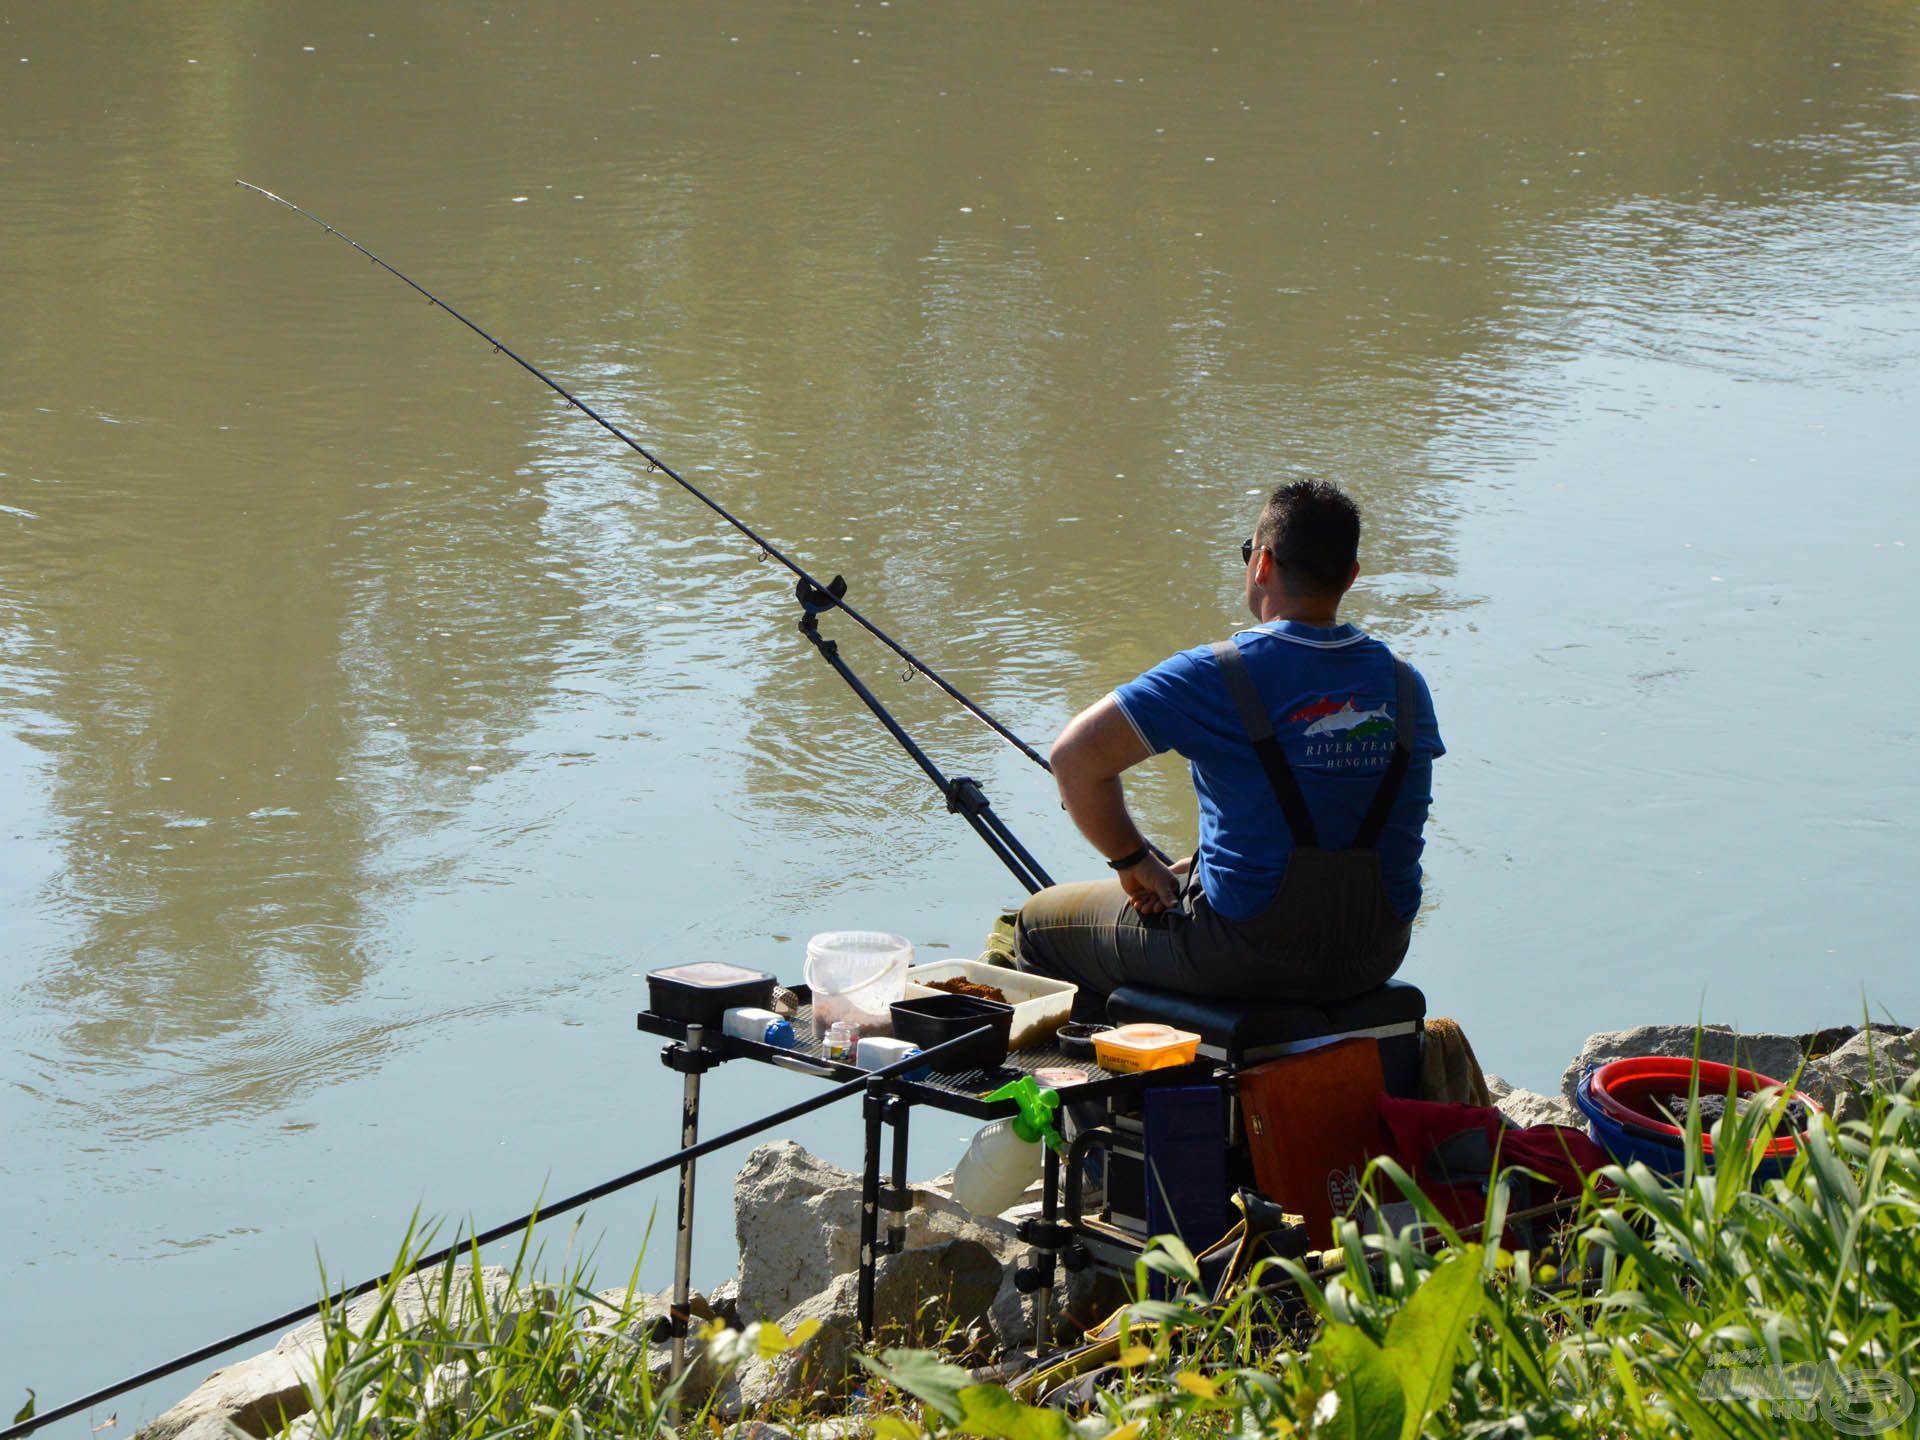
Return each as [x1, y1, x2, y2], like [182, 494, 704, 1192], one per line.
[1589, 1056, 1819, 1161]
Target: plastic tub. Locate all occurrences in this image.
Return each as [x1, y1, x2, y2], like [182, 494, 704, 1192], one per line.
[1575, 1072, 1800, 1182]
[1055, 1022, 1112, 1060]
[890, 993, 1013, 1072]
[804, 931, 912, 1038]
[1093, 1023, 1201, 1074]
[1589, 1056, 1819, 1161]
[901, 960, 1075, 1051]
[646, 962, 777, 1026]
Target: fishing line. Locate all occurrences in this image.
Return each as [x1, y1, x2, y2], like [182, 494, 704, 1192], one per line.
[235, 181, 1051, 774]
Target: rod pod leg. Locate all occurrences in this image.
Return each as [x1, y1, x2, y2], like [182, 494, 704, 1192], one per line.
[857, 1084, 885, 1339]
[886, 1093, 911, 1261]
[670, 1023, 706, 1380]
[1034, 1143, 1060, 1353]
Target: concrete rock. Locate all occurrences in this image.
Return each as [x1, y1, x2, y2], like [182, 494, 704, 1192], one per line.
[874, 1236, 1003, 1337]
[1801, 1028, 1920, 1120]
[575, 1286, 745, 1406]
[734, 1142, 864, 1322]
[731, 1142, 1024, 1324]
[1559, 1025, 1808, 1105]
[140, 1267, 514, 1440]
[794, 1421, 870, 1439]
[726, 1236, 1002, 1415]
[1485, 1074, 1580, 1131]
[1816, 1027, 1917, 1090]
[988, 1254, 1125, 1353]
[720, 1272, 862, 1417]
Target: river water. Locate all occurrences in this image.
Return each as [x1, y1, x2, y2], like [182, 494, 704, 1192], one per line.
[3, 0, 1918, 1423]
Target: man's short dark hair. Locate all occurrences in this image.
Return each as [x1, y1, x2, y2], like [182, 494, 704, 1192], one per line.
[1253, 480, 1361, 596]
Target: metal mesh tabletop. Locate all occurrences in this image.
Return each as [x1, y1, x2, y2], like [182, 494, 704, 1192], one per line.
[636, 998, 1189, 1118]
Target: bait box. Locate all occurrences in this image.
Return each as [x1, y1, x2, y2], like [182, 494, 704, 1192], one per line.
[901, 961, 1075, 1051]
[1093, 1023, 1202, 1074]
[888, 993, 1014, 1072]
[646, 962, 778, 1027]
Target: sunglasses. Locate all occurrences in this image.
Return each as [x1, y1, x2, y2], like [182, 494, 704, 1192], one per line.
[1241, 537, 1260, 566]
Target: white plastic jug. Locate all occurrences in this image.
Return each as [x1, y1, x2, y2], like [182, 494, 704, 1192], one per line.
[951, 1118, 1043, 1217]
[804, 931, 911, 1038]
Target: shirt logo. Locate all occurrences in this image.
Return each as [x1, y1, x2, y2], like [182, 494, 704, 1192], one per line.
[1292, 697, 1394, 741]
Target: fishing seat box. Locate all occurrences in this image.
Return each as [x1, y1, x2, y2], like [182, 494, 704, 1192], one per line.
[1095, 980, 1425, 1247]
[1106, 978, 1426, 1091]
[1235, 1037, 1388, 1246]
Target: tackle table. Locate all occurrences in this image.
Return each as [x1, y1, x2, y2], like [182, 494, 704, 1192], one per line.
[636, 987, 1205, 1356]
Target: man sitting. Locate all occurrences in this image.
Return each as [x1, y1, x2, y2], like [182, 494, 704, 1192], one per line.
[1015, 480, 1443, 1014]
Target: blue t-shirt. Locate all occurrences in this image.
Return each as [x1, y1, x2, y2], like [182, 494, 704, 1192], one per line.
[1111, 621, 1444, 923]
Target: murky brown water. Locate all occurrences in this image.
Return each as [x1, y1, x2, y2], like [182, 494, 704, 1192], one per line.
[4, 0, 1918, 1420]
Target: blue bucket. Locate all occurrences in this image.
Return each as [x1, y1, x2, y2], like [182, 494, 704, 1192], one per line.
[1575, 1074, 1687, 1173]
[1575, 1073, 1794, 1183]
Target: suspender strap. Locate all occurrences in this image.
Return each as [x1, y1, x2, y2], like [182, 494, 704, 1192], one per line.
[1208, 640, 1320, 848]
[1351, 658, 1417, 851]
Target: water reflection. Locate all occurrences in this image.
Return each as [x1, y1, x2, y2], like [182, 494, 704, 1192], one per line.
[0, 0, 1913, 1116]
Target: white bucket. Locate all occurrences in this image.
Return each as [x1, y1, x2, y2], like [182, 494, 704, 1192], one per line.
[804, 931, 912, 1038]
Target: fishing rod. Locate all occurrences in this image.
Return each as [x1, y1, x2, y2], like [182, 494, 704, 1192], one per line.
[0, 1023, 994, 1440]
[234, 181, 1050, 775]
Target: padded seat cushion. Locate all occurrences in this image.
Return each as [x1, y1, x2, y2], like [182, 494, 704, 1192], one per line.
[1107, 980, 1427, 1062]
[1323, 980, 1428, 1031]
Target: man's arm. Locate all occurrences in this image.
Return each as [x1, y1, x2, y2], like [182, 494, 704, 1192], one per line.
[1051, 696, 1183, 915]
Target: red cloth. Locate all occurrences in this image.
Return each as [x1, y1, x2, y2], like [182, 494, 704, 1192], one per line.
[1376, 1095, 1608, 1235]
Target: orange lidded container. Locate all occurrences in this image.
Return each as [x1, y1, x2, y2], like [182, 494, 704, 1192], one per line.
[1093, 1023, 1202, 1074]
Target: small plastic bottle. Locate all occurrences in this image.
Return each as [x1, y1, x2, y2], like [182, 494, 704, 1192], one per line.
[722, 1006, 796, 1048]
[824, 1019, 859, 1064]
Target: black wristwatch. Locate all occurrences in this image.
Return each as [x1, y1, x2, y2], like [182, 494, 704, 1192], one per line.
[1106, 844, 1152, 871]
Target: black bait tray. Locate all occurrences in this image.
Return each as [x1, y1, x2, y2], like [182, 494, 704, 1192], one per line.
[646, 962, 777, 1026]
[890, 993, 1014, 1072]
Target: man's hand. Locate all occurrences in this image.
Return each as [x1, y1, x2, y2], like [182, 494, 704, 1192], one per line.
[1119, 854, 1182, 915]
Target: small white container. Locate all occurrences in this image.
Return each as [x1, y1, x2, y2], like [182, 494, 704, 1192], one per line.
[722, 1006, 795, 1048]
[855, 1035, 921, 1071]
[951, 1118, 1044, 1217]
[901, 961, 1076, 1051]
[805, 931, 912, 1038]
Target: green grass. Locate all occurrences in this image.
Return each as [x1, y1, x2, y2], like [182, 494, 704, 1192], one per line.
[294, 1219, 698, 1440]
[277, 1070, 1918, 1440]
[861, 1069, 1920, 1440]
